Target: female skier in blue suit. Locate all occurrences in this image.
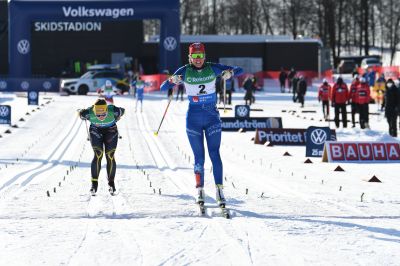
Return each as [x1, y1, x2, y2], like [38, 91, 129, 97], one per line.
[160, 42, 243, 208]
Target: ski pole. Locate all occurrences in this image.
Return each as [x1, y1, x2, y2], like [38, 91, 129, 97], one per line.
[154, 97, 172, 136]
[223, 78, 227, 113]
[84, 119, 91, 142]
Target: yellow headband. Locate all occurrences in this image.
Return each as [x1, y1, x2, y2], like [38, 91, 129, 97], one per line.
[93, 104, 107, 115]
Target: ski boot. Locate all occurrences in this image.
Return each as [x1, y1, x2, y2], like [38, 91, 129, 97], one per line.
[108, 181, 116, 196]
[90, 181, 98, 196]
[215, 184, 226, 207]
[196, 187, 205, 205]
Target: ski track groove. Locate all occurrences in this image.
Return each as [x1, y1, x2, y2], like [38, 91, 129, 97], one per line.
[0, 116, 81, 199]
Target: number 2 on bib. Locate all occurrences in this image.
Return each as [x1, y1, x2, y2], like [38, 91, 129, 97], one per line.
[198, 85, 206, 95]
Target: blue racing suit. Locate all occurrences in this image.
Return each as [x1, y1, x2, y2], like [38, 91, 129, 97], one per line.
[161, 62, 243, 187]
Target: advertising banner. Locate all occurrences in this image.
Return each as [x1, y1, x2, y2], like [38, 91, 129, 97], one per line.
[306, 126, 336, 157]
[322, 141, 400, 162]
[140, 74, 168, 92]
[221, 117, 282, 131]
[235, 105, 250, 118]
[255, 128, 307, 146]
[28, 90, 39, 105]
[0, 78, 60, 92]
[254, 127, 336, 146]
[0, 105, 11, 125]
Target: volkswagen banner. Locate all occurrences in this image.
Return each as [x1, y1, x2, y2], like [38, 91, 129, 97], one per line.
[235, 105, 250, 118]
[0, 105, 11, 125]
[306, 126, 336, 157]
[28, 90, 39, 105]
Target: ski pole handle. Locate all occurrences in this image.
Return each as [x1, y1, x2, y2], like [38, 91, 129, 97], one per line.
[154, 97, 172, 136]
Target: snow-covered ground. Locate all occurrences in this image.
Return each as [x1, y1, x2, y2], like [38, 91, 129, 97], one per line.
[0, 82, 399, 266]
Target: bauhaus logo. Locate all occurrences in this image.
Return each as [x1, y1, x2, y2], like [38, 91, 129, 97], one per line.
[323, 141, 400, 162]
[17, 40, 30, 55]
[163, 36, 177, 51]
[310, 128, 327, 145]
[62, 6, 134, 19]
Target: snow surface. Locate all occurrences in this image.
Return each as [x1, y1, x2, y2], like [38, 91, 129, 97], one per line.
[0, 81, 399, 266]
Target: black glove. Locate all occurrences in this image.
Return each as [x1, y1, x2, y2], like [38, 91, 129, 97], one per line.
[331, 102, 335, 108]
[77, 109, 87, 120]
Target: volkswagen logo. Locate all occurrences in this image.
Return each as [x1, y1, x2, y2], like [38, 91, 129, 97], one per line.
[236, 106, 249, 117]
[0, 80, 7, 90]
[21, 81, 30, 90]
[0, 106, 10, 117]
[17, 39, 30, 55]
[163, 36, 177, 51]
[29, 91, 38, 100]
[43, 81, 52, 90]
[310, 129, 327, 145]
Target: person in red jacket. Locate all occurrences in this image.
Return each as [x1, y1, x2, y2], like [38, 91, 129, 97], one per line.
[348, 76, 360, 128]
[357, 77, 371, 129]
[318, 79, 331, 120]
[331, 77, 349, 128]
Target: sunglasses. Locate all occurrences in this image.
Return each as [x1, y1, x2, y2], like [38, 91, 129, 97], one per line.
[190, 53, 204, 59]
[96, 113, 107, 118]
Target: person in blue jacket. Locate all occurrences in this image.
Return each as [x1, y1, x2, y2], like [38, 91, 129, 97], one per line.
[160, 42, 243, 207]
[132, 77, 145, 112]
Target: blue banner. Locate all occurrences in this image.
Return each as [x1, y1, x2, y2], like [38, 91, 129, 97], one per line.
[235, 105, 250, 118]
[0, 105, 12, 125]
[306, 126, 336, 157]
[0, 78, 60, 92]
[221, 117, 283, 131]
[28, 90, 39, 105]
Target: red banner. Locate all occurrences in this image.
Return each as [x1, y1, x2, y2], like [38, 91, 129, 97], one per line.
[322, 141, 400, 162]
[140, 74, 168, 92]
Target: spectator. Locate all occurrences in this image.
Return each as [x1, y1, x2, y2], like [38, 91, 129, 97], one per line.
[352, 64, 359, 78]
[376, 73, 386, 111]
[176, 82, 185, 101]
[357, 77, 371, 129]
[367, 68, 376, 89]
[296, 76, 307, 108]
[292, 75, 299, 102]
[384, 79, 399, 137]
[288, 68, 297, 93]
[318, 79, 331, 120]
[279, 67, 287, 93]
[331, 76, 349, 128]
[348, 76, 360, 128]
[224, 77, 234, 105]
[243, 75, 256, 106]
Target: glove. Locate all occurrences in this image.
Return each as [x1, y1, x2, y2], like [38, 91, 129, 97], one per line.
[331, 102, 335, 108]
[169, 75, 182, 84]
[77, 109, 86, 120]
[221, 70, 233, 80]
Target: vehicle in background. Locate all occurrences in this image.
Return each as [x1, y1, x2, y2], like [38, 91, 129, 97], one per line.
[61, 69, 129, 95]
[361, 58, 382, 69]
[337, 59, 356, 74]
